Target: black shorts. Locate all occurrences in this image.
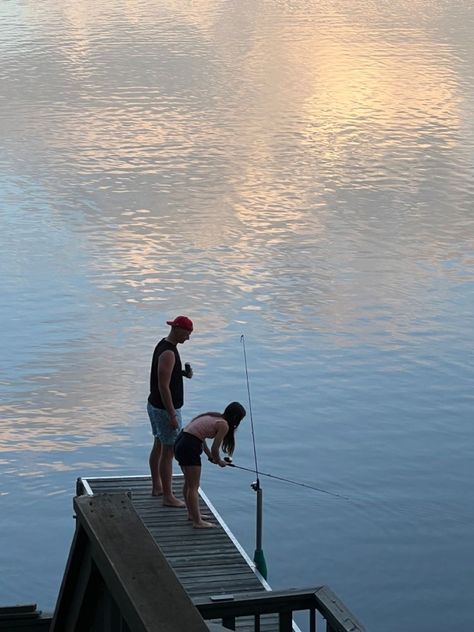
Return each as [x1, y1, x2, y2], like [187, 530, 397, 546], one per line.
[174, 431, 203, 467]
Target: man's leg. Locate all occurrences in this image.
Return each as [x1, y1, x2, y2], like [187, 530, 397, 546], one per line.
[149, 437, 163, 496]
[160, 444, 185, 507]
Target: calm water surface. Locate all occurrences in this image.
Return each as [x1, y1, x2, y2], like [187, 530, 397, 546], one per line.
[1, 1, 474, 630]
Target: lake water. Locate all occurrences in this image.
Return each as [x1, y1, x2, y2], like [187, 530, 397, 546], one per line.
[1, 1, 474, 629]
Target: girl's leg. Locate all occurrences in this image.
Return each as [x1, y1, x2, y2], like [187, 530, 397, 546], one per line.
[182, 466, 213, 528]
[149, 438, 163, 496]
[159, 444, 185, 507]
[180, 464, 193, 519]
[182, 476, 188, 510]
[182, 475, 211, 522]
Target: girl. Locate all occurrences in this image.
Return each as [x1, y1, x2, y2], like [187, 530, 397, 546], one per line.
[174, 401, 246, 528]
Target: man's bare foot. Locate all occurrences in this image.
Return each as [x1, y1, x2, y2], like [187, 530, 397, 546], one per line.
[163, 495, 186, 508]
[188, 514, 211, 521]
[152, 488, 163, 497]
[193, 520, 214, 529]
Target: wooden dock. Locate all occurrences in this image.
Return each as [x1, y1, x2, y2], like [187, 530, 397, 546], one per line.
[76, 474, 278, 630]
[44, 473, 365, 631]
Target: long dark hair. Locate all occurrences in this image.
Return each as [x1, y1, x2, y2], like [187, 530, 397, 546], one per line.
[221, 401, 246, 456]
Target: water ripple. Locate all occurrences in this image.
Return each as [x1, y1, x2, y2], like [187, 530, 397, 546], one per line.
[1, 0, 474, 627]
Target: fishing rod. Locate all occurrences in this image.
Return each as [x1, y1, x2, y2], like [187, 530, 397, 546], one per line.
[240, 334, 260, 485]
[240, 334, 267, 579]
[224, 459, 351, 501]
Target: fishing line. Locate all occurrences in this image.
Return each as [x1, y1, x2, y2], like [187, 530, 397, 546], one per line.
[240, 334, 260, 485]
[238, 335, 347, 502]
[238, 334, 347, 502]
[226, 461, 351, 501]
[226, 462, 474, 527]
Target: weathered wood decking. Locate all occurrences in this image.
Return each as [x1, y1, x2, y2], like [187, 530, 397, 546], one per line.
[77, 474, 268, 599]
[77, 474, 281, 631]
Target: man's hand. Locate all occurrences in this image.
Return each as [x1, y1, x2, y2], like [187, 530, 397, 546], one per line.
[169, 413, 179, 429]
[183, 362, 193, 379]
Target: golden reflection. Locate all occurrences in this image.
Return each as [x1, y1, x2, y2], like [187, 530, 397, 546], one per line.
[6, 1, 470, 347]
[38, 1, 463, 195]
[234, 21, 462, 167]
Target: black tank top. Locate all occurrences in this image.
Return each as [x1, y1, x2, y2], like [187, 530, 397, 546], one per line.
[148, 338, 183, 409]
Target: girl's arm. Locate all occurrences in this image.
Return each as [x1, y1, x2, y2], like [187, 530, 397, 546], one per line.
[202, 440, 212, 460]
[210, 420, 229, 467]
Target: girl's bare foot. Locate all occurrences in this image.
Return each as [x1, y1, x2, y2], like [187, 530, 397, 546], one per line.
[193, 520, 214, 529]
[152, 488, 163, 497]
[188, 514, 211, 521]
[163, 495, 186, 508]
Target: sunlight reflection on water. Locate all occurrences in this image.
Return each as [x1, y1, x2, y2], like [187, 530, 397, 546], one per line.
[1, 0, 474, 629]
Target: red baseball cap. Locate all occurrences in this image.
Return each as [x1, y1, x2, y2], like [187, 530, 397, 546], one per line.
[166, 315, 194, 332]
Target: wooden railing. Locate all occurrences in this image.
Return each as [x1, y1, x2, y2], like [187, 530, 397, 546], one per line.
[194, 586, 365, 632]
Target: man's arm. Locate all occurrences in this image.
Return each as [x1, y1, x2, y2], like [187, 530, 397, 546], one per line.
[157, 350, 178, 429]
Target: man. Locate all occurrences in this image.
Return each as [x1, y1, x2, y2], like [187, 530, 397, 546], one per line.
[147, 315, 194, 506]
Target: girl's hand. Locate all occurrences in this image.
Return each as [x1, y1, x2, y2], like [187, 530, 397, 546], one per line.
[217, 459, 227, 468]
